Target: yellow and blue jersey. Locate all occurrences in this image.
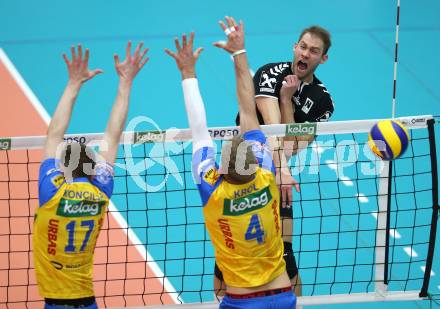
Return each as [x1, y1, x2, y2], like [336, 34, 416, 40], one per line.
[192, 130, 285, 288]
[34, 158, 114, 299]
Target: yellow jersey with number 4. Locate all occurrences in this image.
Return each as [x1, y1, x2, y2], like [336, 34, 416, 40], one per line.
[192, 130, 285, 287]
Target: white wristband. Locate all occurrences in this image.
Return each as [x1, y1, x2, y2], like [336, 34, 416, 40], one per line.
[231, 49, 246, 57]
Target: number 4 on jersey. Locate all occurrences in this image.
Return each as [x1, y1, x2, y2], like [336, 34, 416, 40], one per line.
[245, 214, 265, 244]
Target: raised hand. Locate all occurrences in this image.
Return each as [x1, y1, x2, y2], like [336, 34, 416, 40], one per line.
[277, 168, 301, 209]
[213, 16, 245, 54]
[114, 41, 149, 82]
[63, 45, 103, 84]
[165, 32, 203, 79]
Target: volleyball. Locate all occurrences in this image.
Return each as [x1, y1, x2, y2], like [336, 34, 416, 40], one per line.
[368, 120, 410, 160]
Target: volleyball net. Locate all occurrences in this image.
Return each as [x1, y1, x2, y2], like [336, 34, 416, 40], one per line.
[0, 115, 438, 308]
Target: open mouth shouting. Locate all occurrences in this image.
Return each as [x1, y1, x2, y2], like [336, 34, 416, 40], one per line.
[296, 60, 308, 74]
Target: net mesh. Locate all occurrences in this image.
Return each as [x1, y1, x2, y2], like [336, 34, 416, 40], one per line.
[292, 130, 432, 295]
[0, 117, 438, 308]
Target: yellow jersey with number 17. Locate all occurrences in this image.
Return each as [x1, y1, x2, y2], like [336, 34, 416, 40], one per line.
[34, 158, 114, 299]
[192, 130, 285, 288]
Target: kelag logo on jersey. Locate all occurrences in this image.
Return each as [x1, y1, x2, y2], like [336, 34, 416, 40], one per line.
[57, 199, 105, 217]
[223, 186, 272, 216]
[285, 123, 317, 136]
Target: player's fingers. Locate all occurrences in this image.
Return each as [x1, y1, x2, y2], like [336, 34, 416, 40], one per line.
[182, 33, 187, 47]
[292, 75, 298, 82]
[90, 69, 103, 77]
[134, 42, 143, 60]
[287, 187, 293, 206]
[139, 57, 150, 69]
[289, 76, 298, 86]
[213, 41, 226, 49]
[114, 54, 120, 66]
[62, 53, 71, 66]
[295, 183, 300, 193]
[126, 41, 132, 59]
[70, 46, 77, 63]
[174, 37, 182, 51]
[281, 186, 288, 208]
[239, 20, 244, 32]
[189, 32, 195, 47]
[84, 48, 90, 66]
[225, 16, 234, 28]
[194, 47, 204, 59]
[140, 47, 149, 60]
[77, 44, 83, 61]
[290, 76, 297, 85]
[218, 20, 227, 31]
[280, 187, 284, 207]
[164, 48, 177, 59]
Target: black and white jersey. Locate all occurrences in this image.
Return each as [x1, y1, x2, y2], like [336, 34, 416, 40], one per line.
[235, 61, 334, 125]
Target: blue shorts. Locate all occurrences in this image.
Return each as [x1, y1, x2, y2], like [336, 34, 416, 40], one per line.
[220, 291, 296, 309]
[44, 302, 98, 309]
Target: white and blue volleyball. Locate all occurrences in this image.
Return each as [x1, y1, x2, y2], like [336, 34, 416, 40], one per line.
[368, 120, 410, 160]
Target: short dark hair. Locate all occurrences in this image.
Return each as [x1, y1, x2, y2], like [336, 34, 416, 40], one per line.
[298, 25, 331, 55]
[221, 134, 257, 184]
[61, 143, 96, 179]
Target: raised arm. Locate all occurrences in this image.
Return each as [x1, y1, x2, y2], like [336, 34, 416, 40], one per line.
[213, 16, 259, 133]
[165, 32, 212, 151]
[99, 42, 149, 164]
[44, 45, 102, 159]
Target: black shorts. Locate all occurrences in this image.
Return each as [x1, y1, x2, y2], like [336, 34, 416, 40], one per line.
[214, 242, 298, 281]
[45, 296, 96, 307]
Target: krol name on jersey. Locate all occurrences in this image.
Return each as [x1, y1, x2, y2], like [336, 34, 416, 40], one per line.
[233, 26, 334, 303]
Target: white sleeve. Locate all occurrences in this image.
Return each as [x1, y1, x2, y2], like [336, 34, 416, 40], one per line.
[182, 78, 213, 153]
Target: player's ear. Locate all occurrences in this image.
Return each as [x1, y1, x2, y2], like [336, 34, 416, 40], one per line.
[320, 53, 328, 64]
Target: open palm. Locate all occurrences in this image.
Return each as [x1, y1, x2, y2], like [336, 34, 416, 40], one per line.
[114, 41, 149, 82]
[63, 45, 103, 84]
